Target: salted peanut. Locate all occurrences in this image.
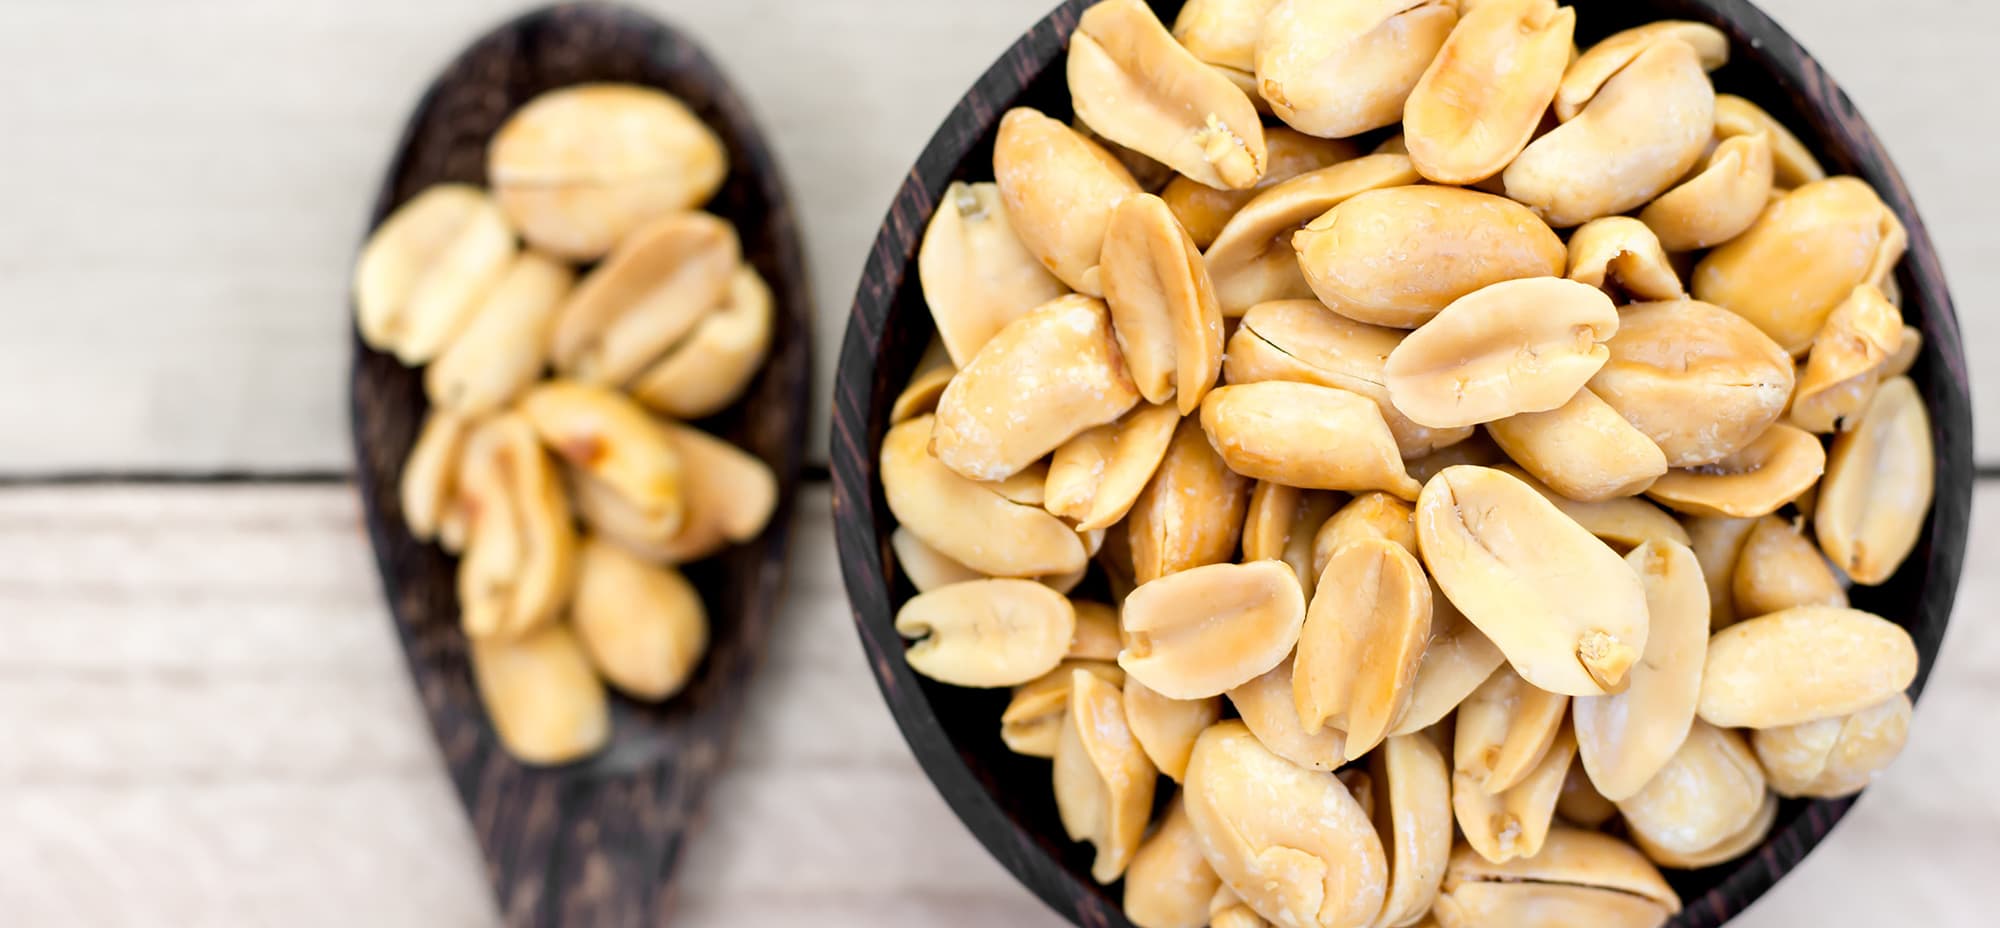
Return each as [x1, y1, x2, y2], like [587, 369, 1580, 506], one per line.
[980, 461, 1049, 507]
[1633, 790, 1777, 870]
[1126, 678, 1223, 782]
[1554, 22, 1727, 121]
[1817, 376, 1934, 584]
[550, 212, 739, 385]
[896, 579, 1075, 687]
[1883, 325, 1923, 378]
[1645, 423, 1826, 519]
[1255, 0, 1458, 139]
[1615, 720, 1765, 856]
[1127, 417, 1253, 583]
[1069, 0, 1266, 190]
[1295, 540, 1431, 759]
[1054, 669, 1158, 883]
[1293, 186, 1566, 328]
[1416, 466, 1650, 695]
[883, 416, 1087, 577]
[890, 526, 983, 592]
[1454, 664, 1569, 795]
[1102, 194, 1225, 413]
[1575, 542, 1708, 801]
[1230, 657, 1349, 770]
[629, 265, 774, 419]
[1640, 133, 1775, 251]
[569, 536, 707, 701]
[1753, 692, 1911, 799]
[1714, 94, 1826, 189]
[1792, 284, 1904, 433]
[1172, 0, 1280, 75]
[1000, 660, 1124, 757]
[1204, 154, 1421, 314]
[1564, 217, 1684, 302]
[1070, 601, 1125, 661]
[1732, 515, 1847, 618]
[1437, 828, 1680, 928]
[1339, 769, 1378, 820]
[427, 252, 574, 415]
[1243, 483, 1342, 599]
[1392, 600, 1508, 736]
[1402, 0, 1572, 183]
[519, 380, 683, 534]
[1183, 721, 1389, 928]
[1368, 733, 1453, 928]
[402, 410, 469, 544]
[469, 622, 608, 765]
[354, 184, 516, 365]
[1076, 118, 1181, 192]
[890, 360, 955, 426]
[1121, 560, 1305, 698]
[918, 181, 1069, 367]
[1686, 516, 1757, 628]
[1498, 465, 1691, 552]
[1454, 723, 1575, 864]
[1202, 382, 1421, 498]
[1045, 404, 1181, 531]
[1226, 299, 1474, 457]
[1162, 129, 1358, 249]
[932, 295, 1141, 481]
[1404, 433, 1506, 486]
[457, 415, 576, 639]
[1313, 492, 1415, 578]
[1557, 760, 1619, 828]
[1693, 176, 1907, 354]
[1588, 299, 1795, 467]
[1699, 605, 1918, 728]
[994, 108, 1141, 294]
[488, 84, 724, 260]
[1383, 277, 1619, 429]
[580, 422, 775, 565]
[1208, 886, 1273, 928]
[1487, 388, 1668, 501]
[1125, 795, 1223, 928]
[1505, 40, 1713, 227]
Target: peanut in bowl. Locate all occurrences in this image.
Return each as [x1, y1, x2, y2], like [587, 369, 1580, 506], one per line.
[831, 0, 1971, 926]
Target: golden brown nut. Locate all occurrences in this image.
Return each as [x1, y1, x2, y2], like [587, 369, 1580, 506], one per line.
[1200, 382, 1422, 498]
[1120, 560, 1306, 698]
[1816, 376, 1934, 584]
[881, 415, 1087, 578]
[1557, 759, 1619, 828]
[1382, 277, 1619, 429]
[1884, 324, 1922, 378]
[1753, 692, 1911, 799]
[889, 345, 955, 425]
[1699, 605, 1918, 728]
[999, 660, 1125, 757]
[1403, 432, 1507, 487]
[470, 621, 609, 765]
[994, 107, 1143, 294]
[402, 410, 470, 545]
[1403, 0, 1574, 184]
[574, 421, 776, 565]
[1294, 539, 1431, 759]
[1564, 217, 1685, 302]
[917, 181, 1070, 367]
[570, 536, 708, 701]
[629, 264, 775, 419]
[1125, 678, 1224, 782]
[895, 579, 1076, 687]
[456, 414, 576, 640]
[1615, 720, 1766, 857]
[1639, 132, 1775, 251]
[1454, 663, 1568, 795]
[1486, 387, 1668, 501]
[1436, 827, 1680, 928]
[426, 252, 574, 415]
[1162, 129, 1358, 249]
[1733, 512, 1850, 617]
[1644, 423, 1826, 519]
[1714, 93, 1826, 189]
[1171, 0, 1281, 76]
[519, 380, 684, 536]
[1127, 415, 1253, 583]
[1791, 283, 1903, 434]
[1102, 194, 1225, 413]
[550, 211, 739, 385]
[1124, 795, 1223, 928]
[1242, 482, 1342, 599]
[1229, 656, 1349, 771]
[1588, 299, 1795, 467]
[1054, 669, 1158, 883]
[1552, 22, 1727, 121]
[1255, 0, 1458, 139]
[1045, 403, 1182, 531]
[1574, 541, 1708, 800]
[1204, 155, 1422, 314]
[354, 184, 517, 365]
[1313, 492, 1416, 578]
[1453, 722, 1575, 864]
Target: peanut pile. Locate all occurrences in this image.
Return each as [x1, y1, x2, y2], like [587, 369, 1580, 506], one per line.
[883, 1, 1934, 926]
[356, 84, 778, 765]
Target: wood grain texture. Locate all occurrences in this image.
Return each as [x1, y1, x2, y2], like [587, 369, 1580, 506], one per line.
[346, 5, 810, 925]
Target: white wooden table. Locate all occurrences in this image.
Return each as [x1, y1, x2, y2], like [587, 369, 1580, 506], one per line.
[1, 1, 1993, 925]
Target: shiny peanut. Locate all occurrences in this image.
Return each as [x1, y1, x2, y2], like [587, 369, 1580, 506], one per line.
[1552, 22, 1727, 121]
[1383, 277, 1619, 429]
[1255, 0, 1458, 139]
[882, 415, 1087, 578]
[629, 264, 774, 419]
[1294, 539, 1430, 759]
[1000, 660, 1124, 757]
[1732, 513, 1848, 619]
[1588, 299, 1795, 467]
[354, 184, 517, 365]
[1045, 403, 1181, 531]
[1054, 669, 1158, 882]
[1714, 94, 1825, 189]
[1369, 732, 1454, 928]
[1685, 515, 1757, 628]
[1575, 542, 1708, 800]
[570, 536, 707, 701]
[1313, 492, 1416, 577]
[1124, 795, 1223, 928]
[1564, 217, 1684, 302]
[1791, 283, 1903, 434]
[994, 107, 1143, 294]
[1101, 193, 1224, 413]
[519, 380, 683, 536]
[1403, 0, 1574, 184]
[1229, 656, 1349, 771]
[1699, 605, 1918, 728]
[1127, 415, 1253, 583]
[895, 579, 1076, 687]
[469, 621, 608, 766]
[426, 252, 574, 415]
[456, 414, 576, 640]
[1125, 678, 1223, 782]
[1753, 692, 1911, 799]
[1454, 663, 1568, 795]
[1201, 381, 1421, 498]
[550, 211, 738, 385]
[1615, 720, 1766, 856]
[1242, 482, 1342, 599]
[1486, 387, 1668, 501]
[1391, 599, 1507, 736]
[1204, 154, 1421, 314]
[1121, 559, 1305, 698]
[1437, 828, 1679, 928]
[1645, 423, 1825, 519]
[1162, 129, 1358, 249]
[1815, 376, 1934, 584]
[918, 181, 1069, 367]
[1639, 132, 1774, 251]
[1453, 722, 1575, 864]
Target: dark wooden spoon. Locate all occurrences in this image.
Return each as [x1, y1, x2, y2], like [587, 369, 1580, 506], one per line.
[348, 3, 812, 924]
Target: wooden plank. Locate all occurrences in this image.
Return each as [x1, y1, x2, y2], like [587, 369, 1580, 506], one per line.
[0, 0, 1992, 476]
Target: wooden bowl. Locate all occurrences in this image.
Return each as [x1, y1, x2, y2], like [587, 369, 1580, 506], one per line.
[349, 3, 812, 924]
[831, 1, 1973, 925]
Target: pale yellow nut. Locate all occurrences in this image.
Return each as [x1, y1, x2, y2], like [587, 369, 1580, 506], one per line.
[1554, 21, 1728, 121]
[1293, 186, 1566, 329]
[1069, 601, 1124, 661]
[519, 380, 684, 535]
[1201, 382, 1422, 499]
[1403, 432, 1506, 487]
[1313, 492, 1415, 578]
[1225, 299, 1474, 457]
[1753, 691, 1911, 799]
[575, 422, 776, 565]
[1693, 176, 1907, 354]
[1242, 482, 1342, 599]
[1368, 733, 1453, 928]
[1208, 885, 1274, 928]
[1124, 794, 1222, 928]
[1204, 154, 1421, 315]
[1389, 596, 1507, 736]
[889, 526, 984, 592]
[1054, 669, 1158, 883]
[1883, 324, 1922, 378]
[1816, 376, 1933, 584]
[550, 211, 739, 385]
[1588, 299, 1796, 467]
[1403, 0, 1574, 184]
[999, 659, 1124, 757]
[1101, 193, 1225, 413]
[1044, 403, 1181, 531]
[469, 621, 608, 765]
[488, 84, 725, 261]
[895, 578, 1075, 688]
[629, 264, 774, 419]
[1575, 542, 1708, 801]
[1452, 723, 1575, 864]
[354, 184, 517, 365]
[1715, 93, 1826, 189]
[1699, 605, 1918, 728]
[1437, 827, 1679, 927]
[1229, 656, 1349, 771]
[1556, 759, 1619, 828]
[1255, 0, 1458, 139]
[1639, 132, 1775, 251]
[931, 294, 1141, 481]
[1162, 128, 1359, 249]
[1124, 677, 1223, 782]
[1614, 720, 1765, 856]
[1383, 277, 1618, 429]
[1126, 414, 1254, 583]
[426, 252, 574, 416]
[1495, 464, 1691, 553]
[1645, 423, 1825, 520]
[1416, 466, 1650, 695]
[1486, 387, 1668, 502]
[1069, 0, 1267, 190]
[1120, 559, 1305, 699]
[402, 409, 469, 544]
[1294, 539, 1431, 760]
[1171, 0, 1281, 74]
[1182, 721, 1389, 928]
[1454, 664, 1569, 795]
[1686, 515, 1758, 629]
[993, 107, 1142, 294]
[1563, 217, 1685, 302]
[917, 181, 1069, 367]
[978, 460, 1050, 507]
[1734, 514, 1851, 617]
[882, 415, 1087, 578]
[889, 349, 955, 426]
[1633, 790, 1778, 870]
[456, 414, 576, 640]
[1792, 283, 1904, 434]
[569, 536, 708, 701]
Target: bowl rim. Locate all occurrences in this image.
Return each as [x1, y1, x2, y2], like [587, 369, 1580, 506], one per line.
[830, 1, 1974, 925]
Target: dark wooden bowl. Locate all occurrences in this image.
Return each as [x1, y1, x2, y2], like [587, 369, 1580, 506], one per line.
[349, 4, 812, 925]
[830, 1, 1973, 925]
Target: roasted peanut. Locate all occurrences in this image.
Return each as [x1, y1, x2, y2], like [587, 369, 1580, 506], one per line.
[576, 422, 775, 565]
[402, 410, 469, 544]
[1242, 482, 1342, 599]
[1255, 0, 1458, 139]
[1070, 600, 1125, 661]
[1729, 512, 1848, 620]
[1125, 678, 1223, 782]
[629, 264, 774, 418]
[1436, 828, 1680, 928]
[1127, 415, 1253, 583]
[1699, 605, 1918, 728]
[1588, 299, 1795, 467]
[1054, 669, 1158, 882]
[890, 526, 983, 592]
[1295, 539, 1430, 760]
[1497, 465, 1690, 552]
[1204, 155, 1421, 314]
[1391, 599, 1507, 736]
[550, 211, 739, 385]
[1552, 22, 1727, 122]
[1403, 432, 1507, 487]
[426, 252, 574, 415]
[1124, 795, 1223, 928]
[1557, 760, 1619, 828]
[1403, 0, 1574, 184]
[1816, 376, 1934, 584]
[1884, 324, 1922, 378]
[1208, 886, 1272, 928]
[355, 184, 517, 365]
[890, 345, 955, 425]
[1453, 722, 1575, 864]
[1714, 94, 1825, 189]
[1632, 791, 1777, 870]
[1172, 0, 1281, 76]
[469, 621, 608, 765]
[1102, 194, 1224, 413]
[918, 181, 1069, 367]
[1369, 732, 1454, 927]
[1000, 660, 1125, 757]
[1045, 403, 1181, 531]
[1201, 382, 1421, 498]
[1454, 663, 1567, 797]
[882, 416, 1087, 578]
[456, 414, 576, 640]
[570, 536, 707, 701]
[1121, 559, 1306, 698]
[896, 579, 1076, 687]
[1564, 217, 1684, 302]
[1645, 423, 1826, 519]
[1382, 277, 1618, 429]
[1313, 492, 1416, 577]
[1162, 129, 1357, 248]
[1639, 132, 1775, 251]
[1753, 692, 1911, 799]
[1575, 542, 1708, 800]
[1615, 720, 1766, 857]
[519, 380, 683, 535]
[1686, 515, 1757, 628]
[1230, 656, 1349, 771]
[1486, 387, 1668, 501]
[1791, 283, 1903, 434]
[994, 107, 1143, 294]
